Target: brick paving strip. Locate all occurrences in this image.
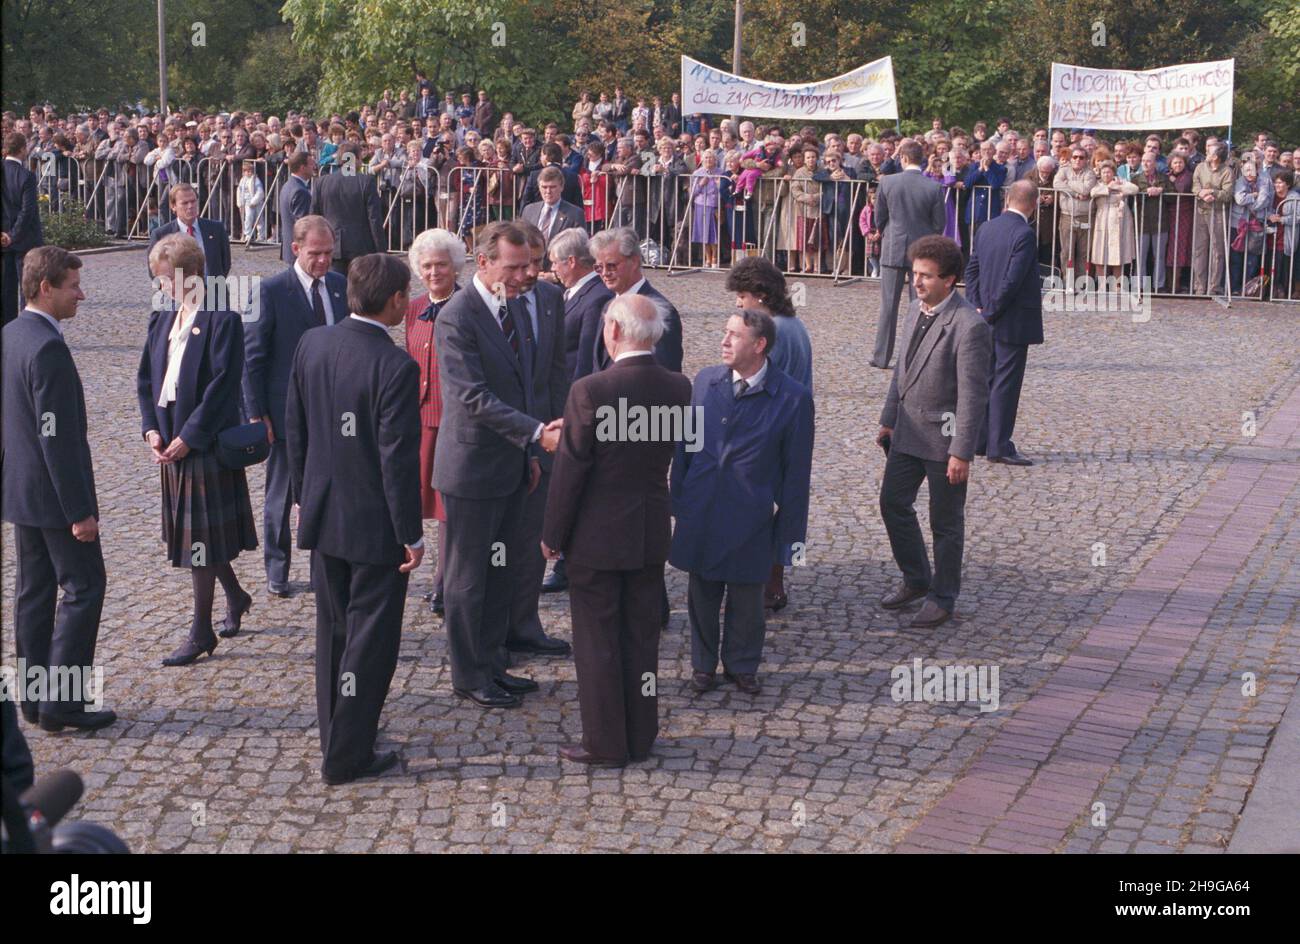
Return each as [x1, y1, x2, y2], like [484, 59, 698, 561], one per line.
[898, 381, 1300, 853]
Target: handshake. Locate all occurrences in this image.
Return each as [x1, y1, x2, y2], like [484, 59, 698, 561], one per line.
[539, 418, 564, 453]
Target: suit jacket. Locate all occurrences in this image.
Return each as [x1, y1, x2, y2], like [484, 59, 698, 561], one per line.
[148, 217, 231, 280]
[879, 291, 992, 463]
[876, 168, 946, 268]
[285, 318, 422, 566]
[1, 311, 97, 528]
[405, 287, 458, 428]
[961, 161, 1008, 225]
[517, 280, 570, 470]
[520, 198, 584, 243]
[136, 307, 245, 453]
[964, 210, 1044, 346]
[310, 172, 385, 261]
[543, 353, 692, 570]
[278, 174, 313, 264]
[563, 274, 614, 381]
[243, 266, 348, 438]
[432, 281, 541, 499]
[669, 363, 814, 584]
[521, 166, 583, 209]
[593, 280, 683, 373]
[1, 158, 44, 256]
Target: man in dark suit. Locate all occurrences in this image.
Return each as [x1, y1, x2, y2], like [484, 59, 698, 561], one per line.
[278, 150, 314, 264]
[520, 144, 583, 208]
[872, 140, 946, 369]
[878, 236, 991, 629]
[520, 167, 584, 261]
[147, 182, 230, 282]
[285, 252, 423, 786]
[964, 180, 1044, 467]
[505, 224, 572, 656]
[1, 247, 115, 731]
[590, 227, 682, 373]
[2, 132, 45, 325]
[244, 215, 348, 597]
[434, 222, 562, 708]
[544, 295, 692, 767]
[309, 143, 385, 274]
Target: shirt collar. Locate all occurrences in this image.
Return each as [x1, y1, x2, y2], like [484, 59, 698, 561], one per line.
[1008, 207, 1030, 224]
[619, 276, 646, 298]
[348, 313, 390, 332]
[731, 359, 768, 391]
[26, 305, 63, 335]
[919, 289, 956, 318]
[567, 270, 599, 298]
[614, 349, 653, 362]
[294, 262, 325, 296]
[472, 272, 505, 312]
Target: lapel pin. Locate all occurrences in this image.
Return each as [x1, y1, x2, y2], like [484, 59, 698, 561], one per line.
[191, 326, 201, 335]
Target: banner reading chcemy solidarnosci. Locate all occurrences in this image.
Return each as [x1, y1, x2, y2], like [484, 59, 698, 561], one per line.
[681, 55, 898, 121]
[1049, 59, 1234, 131]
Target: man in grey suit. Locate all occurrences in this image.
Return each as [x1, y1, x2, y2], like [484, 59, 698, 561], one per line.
[278, 151, 314, 264]
[433, 222, 564, 709]
[520, 167, 583, 262]
[872, 139, 946, 369]
[505, 223, 572, 656]
[309, 143, 385, 274]
[877, 235, 991, 628]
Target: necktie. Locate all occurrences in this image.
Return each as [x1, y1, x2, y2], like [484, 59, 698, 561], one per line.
[311, 278, 327, 326]
[539, 204, 554, 237]
[733, 377, 749, 400]
[186, 223, 195, 239]
[497, 303, 520, 360]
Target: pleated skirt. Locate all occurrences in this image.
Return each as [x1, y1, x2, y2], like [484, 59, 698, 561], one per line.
[160, 448, 259, 568]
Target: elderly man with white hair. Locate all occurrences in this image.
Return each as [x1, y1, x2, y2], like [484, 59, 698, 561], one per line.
[404, 228, 465, 615]
[542, 293, 693, 767]
[590, 226, 683, 372]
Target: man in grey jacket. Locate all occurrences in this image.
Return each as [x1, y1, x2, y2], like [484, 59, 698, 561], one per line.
[871, 139, 946, 369]
[877, 235, 991, 628]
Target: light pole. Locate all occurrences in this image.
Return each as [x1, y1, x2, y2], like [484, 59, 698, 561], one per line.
[730, 0, 743, 128]
[157, 0, 168, 114]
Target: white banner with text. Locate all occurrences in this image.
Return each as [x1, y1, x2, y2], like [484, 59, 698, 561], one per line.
[681, 55, 898, 121]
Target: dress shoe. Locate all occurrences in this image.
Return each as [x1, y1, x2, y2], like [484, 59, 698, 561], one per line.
[39, 708, 117, 733]
[725, 670, 762, 694]
[267, 581, 291, 598]
[910, 600, 952, 628]
[540, 571, 568, 594]
[764, 592, 789, 612]
[690, 671, 716, 693]
[162, 635, 218, 667]
[428, 591, 444, 616]
[323, 750, 400, 786]
[20, 704, 39, 725]
[558, 744, 625, 768]
[454, 684, 521, 708]
[219, 590, 253, 638]
[506, 635, 572, 656]
[494, 672, 539, 695]
[869, 360, 893, 370]
[989, 452, 1034, 466]
[880, 583, 928, 609]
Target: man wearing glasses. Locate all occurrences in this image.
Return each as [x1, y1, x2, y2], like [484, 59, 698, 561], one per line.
[1055, 149, 1097, 290]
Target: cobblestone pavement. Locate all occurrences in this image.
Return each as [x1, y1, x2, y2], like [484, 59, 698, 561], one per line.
[3, 245, 1297, 853]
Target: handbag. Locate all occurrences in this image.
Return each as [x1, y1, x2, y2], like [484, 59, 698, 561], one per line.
[1241, 273, 1269, 299]
[216, 421, 270, 470]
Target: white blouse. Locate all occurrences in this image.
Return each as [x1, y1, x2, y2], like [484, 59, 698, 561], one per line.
[158, 304, 198, 407]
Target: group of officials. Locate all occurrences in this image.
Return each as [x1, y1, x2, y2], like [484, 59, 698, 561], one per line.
[3, 129, 1045, 782]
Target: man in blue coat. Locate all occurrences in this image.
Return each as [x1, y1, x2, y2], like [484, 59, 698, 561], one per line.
[670, 309, 814, 695]
[964, 180, 1044, 466]
[2, 132, 45, 325]
[147, 183, 231, 282]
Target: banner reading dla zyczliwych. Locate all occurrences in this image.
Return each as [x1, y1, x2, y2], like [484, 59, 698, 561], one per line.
[1049, 59, 1234, 131]
[681, 55, 898, 121]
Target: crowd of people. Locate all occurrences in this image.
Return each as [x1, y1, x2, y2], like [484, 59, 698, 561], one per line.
[8, 79, 1299, 300]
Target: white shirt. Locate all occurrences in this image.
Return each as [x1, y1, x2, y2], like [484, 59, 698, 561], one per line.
[176, 216, 200, 239]
[618, 277, 646, 298]
[731, 359, 768, 395]
[294, 262, 336, 325]
[158, 305, 199, 406]
[614, 348, 652, 362]
[26, 303, 63, 336]
[472, 275, 542, 444]
[564, 270, 599, 301]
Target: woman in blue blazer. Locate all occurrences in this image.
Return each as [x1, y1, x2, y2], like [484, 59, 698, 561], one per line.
[138, 233, 257, 666]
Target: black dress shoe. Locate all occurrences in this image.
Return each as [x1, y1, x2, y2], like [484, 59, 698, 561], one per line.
[20, 704, 39, 724]
[911, 600, 952, 628]
[454, 685, 521, 708]
[540, 571, 568, 593]
[323, 750, 400, 785]
[690, 671, 716, 693]
[162, 636, 218, 667]
[267, 582, 291, 598]
[494, 672, 539, 694]
[428, 592, 444, 616]
[989, 452, 1034, 466]
[880, 583, 928, 609]
[558, 744, 625, 768]
[506, 635, 572, 656]
[219, 590, 253, 638]
[39, 708, 117, 732]
[724, 670, 762, 694]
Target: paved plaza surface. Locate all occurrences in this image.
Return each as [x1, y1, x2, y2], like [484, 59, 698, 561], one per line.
[4, 245, 1297, 853]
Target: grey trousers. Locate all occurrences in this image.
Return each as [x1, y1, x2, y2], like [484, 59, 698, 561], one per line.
[688, 574, 766, 675]
[507, 464, 551, 649]
[872, 264, 913, 367]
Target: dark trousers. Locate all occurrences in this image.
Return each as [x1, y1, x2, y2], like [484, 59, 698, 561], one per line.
[687, 574, 765, 675]
[2, 253, 23, 326]
[262, 438, 293, 586]
[568, 562, 663, 761]
[311, 550, 407, 780]
[879, 448, 967, 612]
[873, 264, 913, 367]
[13, 524, 107, 717]
[507, 465, 551, 649]
[978, 339, 1028, 459]
[442, 480, 529, 691]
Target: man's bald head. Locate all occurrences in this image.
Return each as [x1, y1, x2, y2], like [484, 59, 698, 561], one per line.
[602, 292, 665, 358]
[1006, 179, 1039, 214]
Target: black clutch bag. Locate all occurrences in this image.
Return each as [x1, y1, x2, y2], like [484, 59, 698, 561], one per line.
[216, 421, 270, 470]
